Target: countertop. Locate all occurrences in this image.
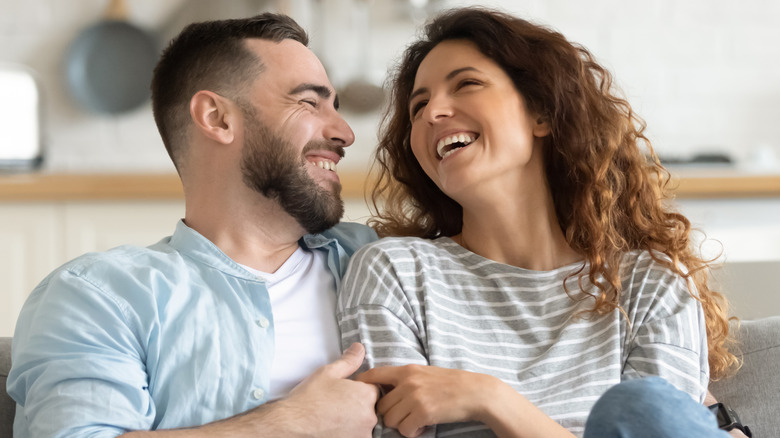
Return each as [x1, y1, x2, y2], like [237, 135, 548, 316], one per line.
[0, 171, 370, 201]
[1, 168, 780, 201]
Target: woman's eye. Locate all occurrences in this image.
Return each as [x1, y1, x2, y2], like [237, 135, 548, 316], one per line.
[457, 79, 481, 89]
[410, 100, 427, 118]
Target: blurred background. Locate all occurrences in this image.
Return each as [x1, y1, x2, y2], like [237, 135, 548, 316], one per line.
[1, 0, 779, 335]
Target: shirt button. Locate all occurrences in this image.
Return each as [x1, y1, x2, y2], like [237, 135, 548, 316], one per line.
[256, 317, 270, 328]
[252, 388, 265, 400]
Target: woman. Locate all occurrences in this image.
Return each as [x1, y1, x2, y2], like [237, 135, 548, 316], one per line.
[338, 7, 738, 438]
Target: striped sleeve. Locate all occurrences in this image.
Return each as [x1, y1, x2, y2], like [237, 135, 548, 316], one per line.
[337, 242, 434, 438]
[338, 242, 430, 370]
[620, 254, 709, 402]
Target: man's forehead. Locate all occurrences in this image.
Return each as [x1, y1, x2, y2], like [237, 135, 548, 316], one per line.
[245, 39, 320, 71]
[244, 38, 332, 90]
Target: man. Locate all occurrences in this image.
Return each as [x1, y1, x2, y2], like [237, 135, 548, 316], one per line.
[7, 13, 378, 437]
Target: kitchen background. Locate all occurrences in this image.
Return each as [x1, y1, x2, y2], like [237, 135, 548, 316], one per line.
[1, 0, 779, 335]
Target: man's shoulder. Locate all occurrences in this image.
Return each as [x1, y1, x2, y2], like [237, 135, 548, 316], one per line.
[36, 238, 185, 302]
[319, 222, 378, 253]
[58, 238, 177, 277]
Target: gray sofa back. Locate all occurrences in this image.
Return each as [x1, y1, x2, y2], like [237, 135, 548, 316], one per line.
[710, 316, 780, 437]
[1, 317, 778, 436]
[1, 336, 13, 438]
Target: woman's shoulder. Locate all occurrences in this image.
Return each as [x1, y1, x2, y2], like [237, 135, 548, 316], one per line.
[619, 249, 695, 305]
[354, 235, 458, 257]
[620, 249, 679, 276]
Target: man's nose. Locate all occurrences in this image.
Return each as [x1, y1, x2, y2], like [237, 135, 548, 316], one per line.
[324, 111, 355, 147]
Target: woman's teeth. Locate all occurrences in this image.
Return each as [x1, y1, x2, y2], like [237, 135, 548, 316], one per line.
[436, 134, 475, 159]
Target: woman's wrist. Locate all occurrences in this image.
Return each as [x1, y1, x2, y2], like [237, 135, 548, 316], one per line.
[474, 375, 528, 436]
[477, 375, 577, 438]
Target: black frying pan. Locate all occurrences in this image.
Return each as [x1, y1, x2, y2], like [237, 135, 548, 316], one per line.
[65, 0, 158, 115]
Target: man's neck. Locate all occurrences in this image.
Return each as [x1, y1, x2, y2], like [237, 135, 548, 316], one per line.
[184, 195, 308, 274]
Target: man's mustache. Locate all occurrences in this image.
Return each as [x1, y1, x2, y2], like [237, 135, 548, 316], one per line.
[302, 139, 345, 159]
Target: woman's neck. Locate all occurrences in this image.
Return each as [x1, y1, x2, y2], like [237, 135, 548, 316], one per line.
[455, 190, 581, 271]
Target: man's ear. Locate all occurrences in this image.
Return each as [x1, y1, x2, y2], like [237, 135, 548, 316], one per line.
[189, 90, 238, 144]
[533, 116, 551, 138]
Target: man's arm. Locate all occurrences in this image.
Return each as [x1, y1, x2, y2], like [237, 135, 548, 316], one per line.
[123, 343, 378, 438]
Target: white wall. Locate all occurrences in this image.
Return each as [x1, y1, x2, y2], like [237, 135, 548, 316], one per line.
[1, 0, 779, 173]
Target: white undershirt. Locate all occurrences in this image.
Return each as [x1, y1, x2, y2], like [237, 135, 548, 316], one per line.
[240, 247, 341, 401]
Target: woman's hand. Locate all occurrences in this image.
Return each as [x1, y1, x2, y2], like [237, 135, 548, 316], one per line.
[357, 365, 577, 438]
[357, 364, 498, 437]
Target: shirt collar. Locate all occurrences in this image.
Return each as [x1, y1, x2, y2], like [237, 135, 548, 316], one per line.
[168, 220, 337, 280]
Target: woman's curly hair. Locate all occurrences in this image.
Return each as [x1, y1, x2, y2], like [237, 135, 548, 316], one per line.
[369, 7, 737, 380]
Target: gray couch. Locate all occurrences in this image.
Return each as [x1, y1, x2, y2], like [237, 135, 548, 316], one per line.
[2, 317, 779, 436]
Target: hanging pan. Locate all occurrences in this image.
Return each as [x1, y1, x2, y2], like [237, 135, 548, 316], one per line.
[65, 0, 158, 115]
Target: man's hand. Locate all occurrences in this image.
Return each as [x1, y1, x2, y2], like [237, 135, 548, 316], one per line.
[281, 342, 379, 437]
[122, 343, 378, 438]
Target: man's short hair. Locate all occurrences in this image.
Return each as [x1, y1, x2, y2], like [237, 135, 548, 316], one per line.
[151, 13, 308, 170]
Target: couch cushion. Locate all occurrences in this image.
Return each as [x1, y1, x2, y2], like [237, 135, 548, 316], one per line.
[1, 336, 14, 438]
[709, 317, 780, 437]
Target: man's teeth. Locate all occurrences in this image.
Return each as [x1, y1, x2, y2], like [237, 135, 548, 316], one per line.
[436, 134, 475, 158]
[314, 160, 336, 171]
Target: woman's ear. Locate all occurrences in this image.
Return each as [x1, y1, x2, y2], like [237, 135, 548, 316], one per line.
[533, 116, 551, 138]
[189, 90, 238, 144]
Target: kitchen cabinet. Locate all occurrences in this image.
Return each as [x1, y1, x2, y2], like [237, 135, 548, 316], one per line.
[0, 200, 184, 337]
[62, 201, 184, 261]
[675, 197, 780, 321]
[0, 203, 61, 337]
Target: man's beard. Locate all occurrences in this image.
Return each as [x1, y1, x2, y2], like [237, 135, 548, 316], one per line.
[240, 118, 344, 235]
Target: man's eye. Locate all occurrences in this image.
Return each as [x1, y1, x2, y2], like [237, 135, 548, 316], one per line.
[302, 99, 318, 108]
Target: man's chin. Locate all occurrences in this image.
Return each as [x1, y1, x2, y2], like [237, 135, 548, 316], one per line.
[324, 180, 342, 198]
[308, 169, 342, 193]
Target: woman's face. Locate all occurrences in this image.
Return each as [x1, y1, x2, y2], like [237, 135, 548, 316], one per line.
[408, 39, 549, 203]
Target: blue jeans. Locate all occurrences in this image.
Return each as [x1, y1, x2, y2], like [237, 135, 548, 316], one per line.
[584, 377, 730, 438]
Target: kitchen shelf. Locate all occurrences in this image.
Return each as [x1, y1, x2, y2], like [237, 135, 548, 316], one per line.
[0, 171, 372, 201]
[1, 170, 780, 201]
[667, 169, 780, 199]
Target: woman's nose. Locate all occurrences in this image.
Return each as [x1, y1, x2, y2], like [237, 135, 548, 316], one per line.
[423, 95, 455, 123]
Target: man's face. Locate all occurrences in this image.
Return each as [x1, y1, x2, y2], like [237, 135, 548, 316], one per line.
[240, 112, 344, 234]
[240, 39, 355, 234]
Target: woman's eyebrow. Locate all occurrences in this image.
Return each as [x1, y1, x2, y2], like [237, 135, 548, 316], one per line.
[409, 66, 481, 101]
[446, 66, 479, 80]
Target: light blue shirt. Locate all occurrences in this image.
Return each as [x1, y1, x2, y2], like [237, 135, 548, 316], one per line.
[7, 220, 377, 438]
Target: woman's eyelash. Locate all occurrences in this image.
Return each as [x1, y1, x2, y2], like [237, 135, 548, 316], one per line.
[457, 78, 481, 88]
[409, 79, 481, 117]
[411, 100, 428, 116]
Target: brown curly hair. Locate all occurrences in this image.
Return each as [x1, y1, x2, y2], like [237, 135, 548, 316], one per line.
[369, 7, 737, 380]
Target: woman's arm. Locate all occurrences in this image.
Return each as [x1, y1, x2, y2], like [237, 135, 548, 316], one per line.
[621, 256, 711, 400]
[703, 391, 750, 438]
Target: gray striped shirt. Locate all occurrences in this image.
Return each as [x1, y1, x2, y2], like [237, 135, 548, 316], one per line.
[338, 236, 709, 437]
